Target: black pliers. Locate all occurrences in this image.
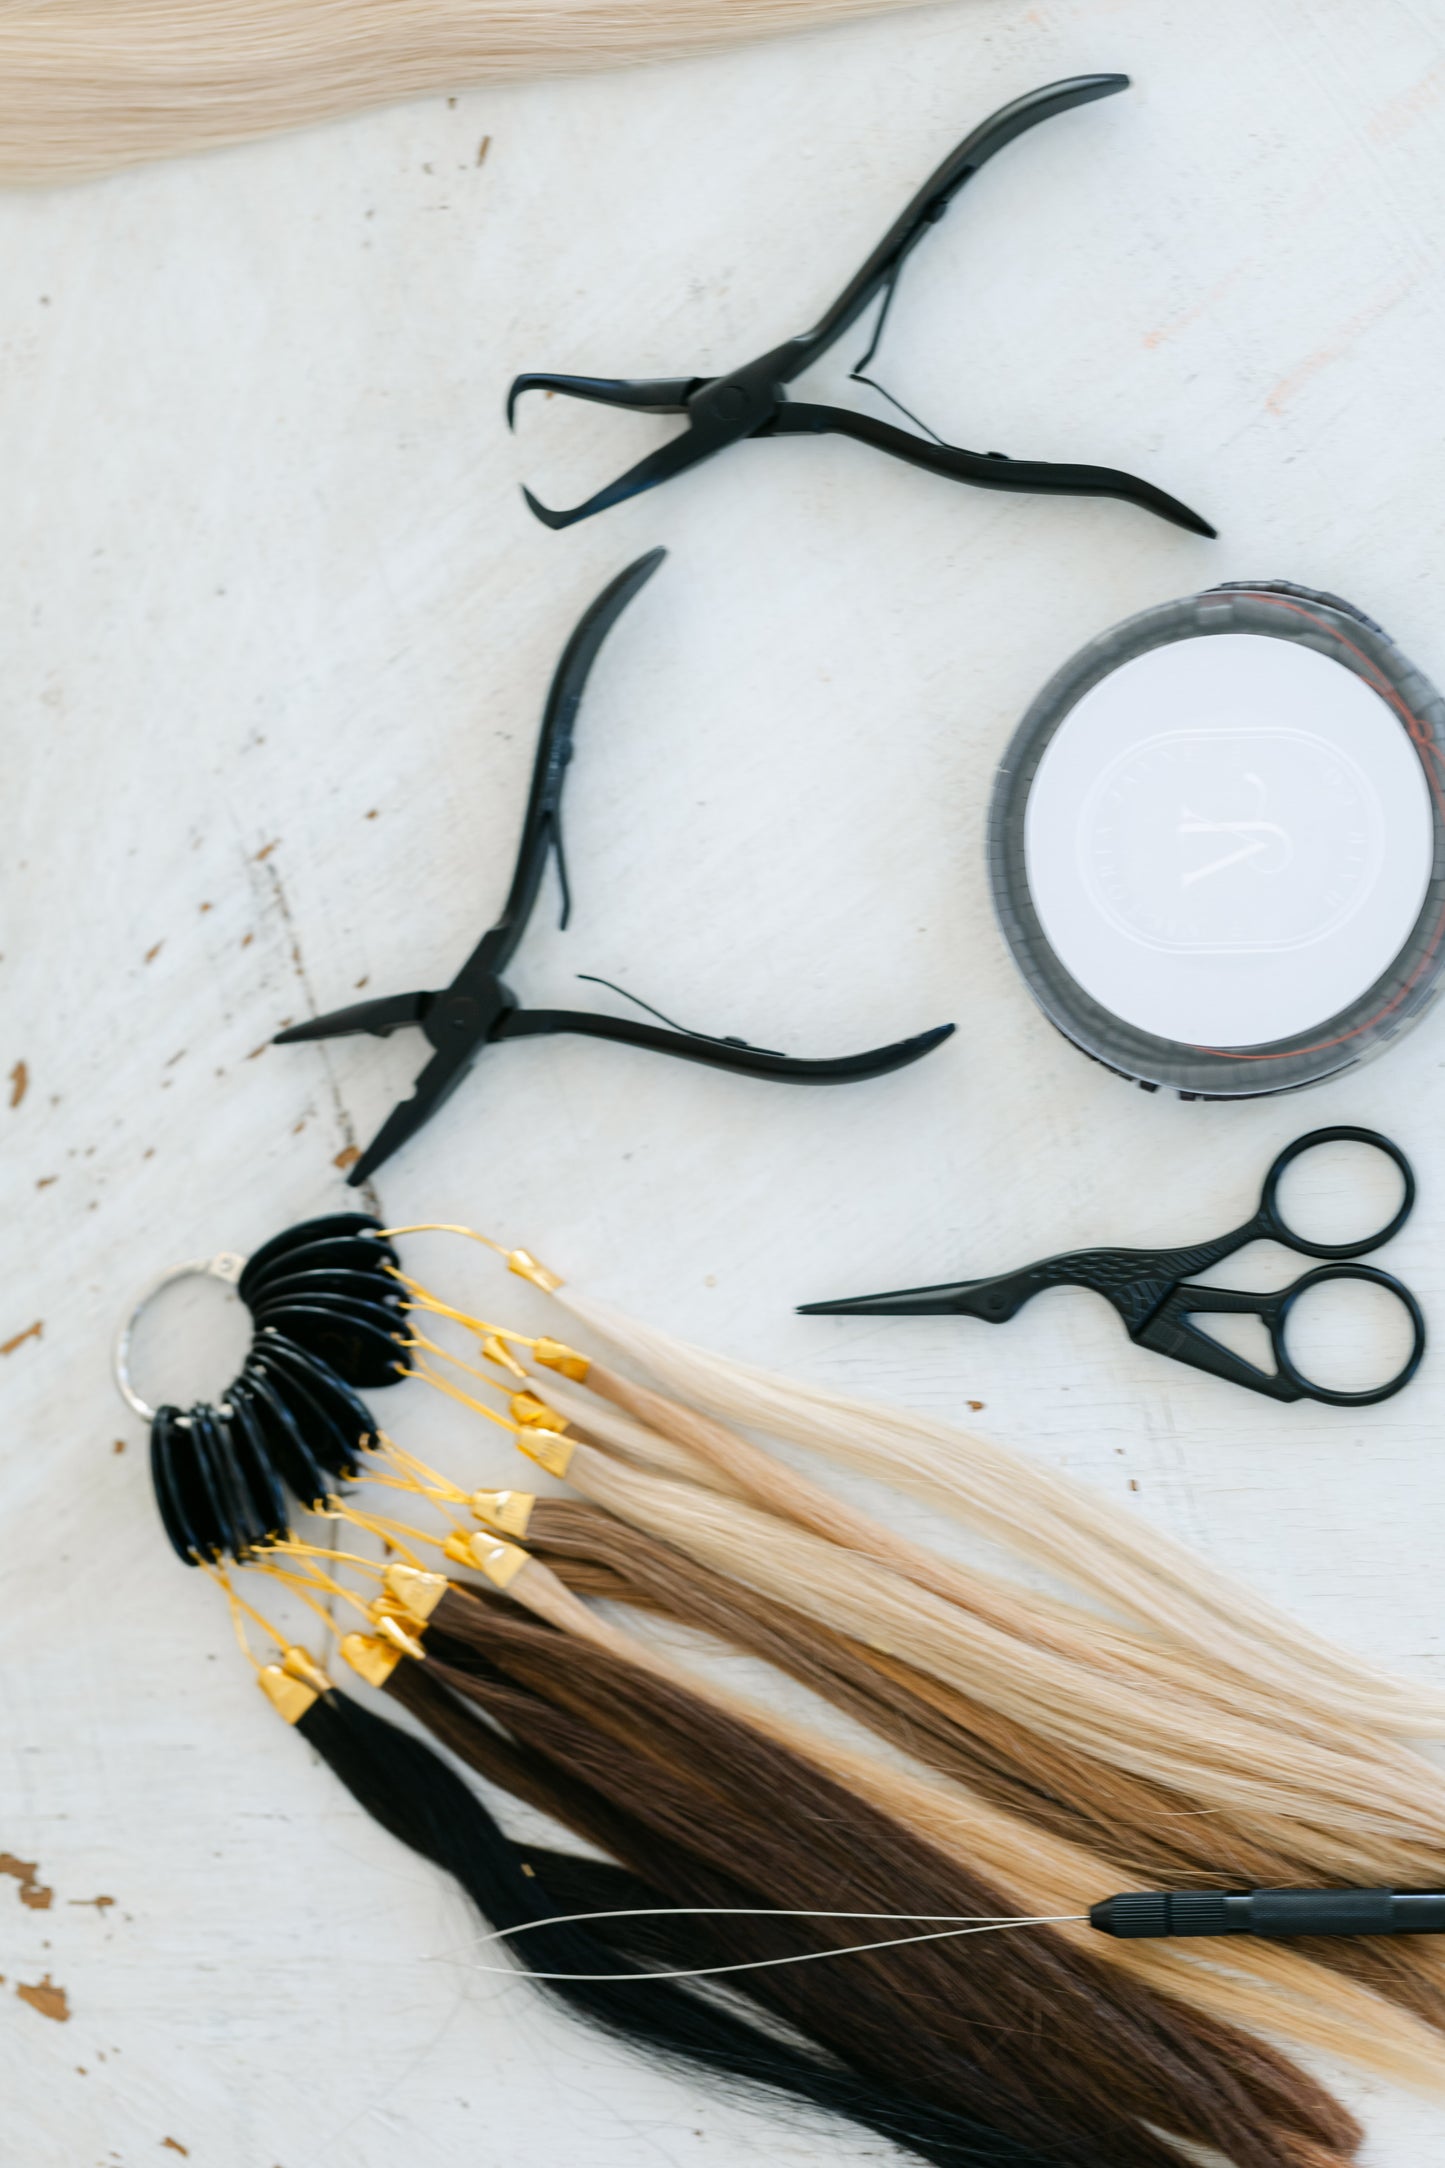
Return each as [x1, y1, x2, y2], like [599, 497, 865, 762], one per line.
[508, 75, 1214, 539]
[277, 550, 953, 1186]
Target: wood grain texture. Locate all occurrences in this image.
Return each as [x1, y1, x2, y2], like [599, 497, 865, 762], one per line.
[2, 0, 1445, 2158]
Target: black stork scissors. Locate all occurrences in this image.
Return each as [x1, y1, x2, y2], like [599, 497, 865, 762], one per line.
[507, 75, 1214, 539]
[801, 1128, 1426, 1406]
[276, 549, 953, 1186]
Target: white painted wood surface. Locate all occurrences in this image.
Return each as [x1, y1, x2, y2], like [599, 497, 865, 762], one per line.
[4, 1, 1445, 2158]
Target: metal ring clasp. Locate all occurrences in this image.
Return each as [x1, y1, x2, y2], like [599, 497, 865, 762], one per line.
[112, 1252, 247, 1422]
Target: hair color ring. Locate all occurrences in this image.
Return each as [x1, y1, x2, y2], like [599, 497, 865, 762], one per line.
[988, 583, 1445, 1096]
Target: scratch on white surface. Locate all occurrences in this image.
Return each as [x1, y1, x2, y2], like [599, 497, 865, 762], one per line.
[1368, 58, 1445, 144]
[250, 847, 377, 1212]
[1264, 278, 1416, 415]
[1141, 263, 1253, 352]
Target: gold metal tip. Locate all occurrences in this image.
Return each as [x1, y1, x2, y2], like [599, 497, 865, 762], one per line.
[382, 1565, 449, 1622]
[511, 1390, 566, 1431]
[257, 1664, 320, 1725]
[470, 1488, 535, 1539]
[281, 1646, 333, 1697]
[515, 1426, 574, 1479]
[340, 1632, 402, 1688]
[372, 1609, 427, 1660]
[533, 1336, 590, 1382]
[438, 1526, 530, 1588]
[508, 1249, 562, 1293]
[476, 1536, 530, 1590]
[481, 1334, 529, 1381]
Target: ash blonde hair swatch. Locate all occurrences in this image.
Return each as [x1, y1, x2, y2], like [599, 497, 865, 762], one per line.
[0, 0, 936, 183]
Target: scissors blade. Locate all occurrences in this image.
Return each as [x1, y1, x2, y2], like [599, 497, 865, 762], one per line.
[800, 1267, 1050, 1320]
[801, 1247, 1162, 1324]
[346, 1042, 479, 1188]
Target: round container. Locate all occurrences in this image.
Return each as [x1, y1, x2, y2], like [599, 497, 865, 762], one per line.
[988, 584, 1445, 1096]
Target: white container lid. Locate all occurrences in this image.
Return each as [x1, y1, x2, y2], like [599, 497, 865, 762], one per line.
[989, 585, 1445, 1096]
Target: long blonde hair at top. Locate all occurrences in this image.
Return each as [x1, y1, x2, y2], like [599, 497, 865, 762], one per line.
[0, 0, 938, 184]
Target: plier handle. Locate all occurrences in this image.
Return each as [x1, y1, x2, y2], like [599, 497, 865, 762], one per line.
[508, 76, 1214, 540]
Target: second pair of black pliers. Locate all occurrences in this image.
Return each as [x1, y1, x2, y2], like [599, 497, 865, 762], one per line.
[509, 75, 1215, 541]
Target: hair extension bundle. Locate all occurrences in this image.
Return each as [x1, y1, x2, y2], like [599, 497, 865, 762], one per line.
[526, 1496, 1264, 1872]
[150, 1219, 1445, 2156]
[401, 1555, 1445, 2097]
[278, 1668, 1079, 2167]
[519, 1497, 1445, 2036]
[498, 1332, 1445, 2036]
[386, 1593, 1364, 2168]
[533, 1364, 1310, 1700]
[393, 1231, 1445, 1750]
[382, 1666, 1103, 2168]
[0, 0, 935, 185]
[341, 1246, 1445, 2077]
[538, 1278, 1445, 1733]
[531, 1356, 1445, 1782]
[516, 1426, 1445, 1874]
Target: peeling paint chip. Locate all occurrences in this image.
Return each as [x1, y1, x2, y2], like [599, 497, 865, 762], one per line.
[0, 1854, 54, 1909]
[16, 1974, 69, 2021]
[161, 2140, 190, 2157]
[333, 1145, 361, 1171]
[967, 1400, 984, 1412]
[254, 839, 281, 862]
[8, 1060, 27, 1108]
[0, 1320, 42, 1357]
[477, 135, 491, 166]
[144, 942, 163, 964]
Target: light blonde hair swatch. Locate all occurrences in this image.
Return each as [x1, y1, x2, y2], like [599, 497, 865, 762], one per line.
[506, 1348, 1445, 1869]
[529, 1432, 1445, 1872]
[0, 0, 936, 184]
[536, 1362, 1425, 1747]
[547, 1282, 1445, 1735]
